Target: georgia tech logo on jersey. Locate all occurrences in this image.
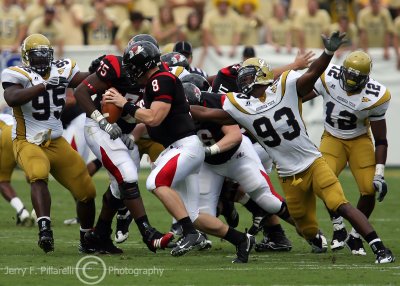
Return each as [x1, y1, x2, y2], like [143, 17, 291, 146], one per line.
[362, 97, 371, 102]
[129, 45, 144, 58]
[58, 68, 65, 75]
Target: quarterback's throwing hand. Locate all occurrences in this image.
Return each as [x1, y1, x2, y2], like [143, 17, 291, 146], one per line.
[98, 118, 122, 140]
[321, 31, 348, 54]
[43, 76, 69, 90]
[373, 175, 388, 202]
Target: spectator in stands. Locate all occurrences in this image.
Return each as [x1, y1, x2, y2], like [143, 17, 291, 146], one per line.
[152, 5, 182, 46]
[329, 15, 358, 58]
[103, 0, 131, 29]
[358, 0, 394, 60]
[394, 12, 400, 68]
[266, 2, 293, 54]
[84, 0, 115, 46]
[54, 0, 84, 45]
[0, 0, 26, 52]
[202, 0, 242, 57]
[329, 0, 357, 23]
[236, 0, 263, 46]
[134, 0, 162, 20]
[28, 6, 64, 58]
[181, 10, 203, 49]
[115, 11, 151, 52]
[292, 0, 331, 53]
[25, 0, 47, 26]
[173, 40, 208, 77]
[169, 0, 206, 27]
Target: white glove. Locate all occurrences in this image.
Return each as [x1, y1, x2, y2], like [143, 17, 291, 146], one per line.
[120, 134, 135, 150]
[43, 76, 69, 90]
[373, 175, 388, 202]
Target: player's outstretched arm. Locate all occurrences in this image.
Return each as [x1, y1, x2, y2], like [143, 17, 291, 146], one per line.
[297, 31, 348, 98]
[190, 105, 236, 125]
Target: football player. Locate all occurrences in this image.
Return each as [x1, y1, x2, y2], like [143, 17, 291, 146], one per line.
[183, 82, 295, 253]
[305, 50, 391, 255]
[1, 34, 96, 253]
[73, 39, 174, 253]
[190, 31, 395, 264]
[104, 40, 255, 263]
[0, 113, 33, 226]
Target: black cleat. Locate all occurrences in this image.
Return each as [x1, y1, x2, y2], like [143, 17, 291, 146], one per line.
[38, 229, 54, 253]
[232, 233, 255, 263]
[346, 234, 366, 255]
[308, 230, 328, 253]
[170, 232, 206, 257]
[84, 229, 123, 254]
[169, 222, 183, 236]
[375, 248, 395, 264]
[330, 224, 347, 251]
[144, 227, 174, 253]
[78, 238, 97, 254]
[115, 211, 133, 244]
[247, 214, 268, 236]
[255, 231, 292, 252]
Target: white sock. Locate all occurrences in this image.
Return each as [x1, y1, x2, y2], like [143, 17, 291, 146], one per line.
[37, 216, 51, 223]
[10, 197, 24, 213]
[350, 228, 360, 238]
[332, 216, 344, 225]
[80, 227, 91, 233]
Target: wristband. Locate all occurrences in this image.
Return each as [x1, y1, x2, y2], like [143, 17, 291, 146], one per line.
[208, 144, 221, 155]
[123, 102, 140, 117]
[324, 49, 335, 56]
[375, 164, 385, 176]
[90, 110, 105, 123]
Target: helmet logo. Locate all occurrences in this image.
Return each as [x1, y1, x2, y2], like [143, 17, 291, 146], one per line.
[172, 54, 182, 64]
[129, 45, 144, 58]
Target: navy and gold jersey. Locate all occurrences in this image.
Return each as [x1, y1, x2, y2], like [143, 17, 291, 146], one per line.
[198, 92, 240, 165]
[144, 70, 195, 147]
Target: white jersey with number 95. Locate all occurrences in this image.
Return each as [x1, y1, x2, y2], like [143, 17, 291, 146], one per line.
[1, 59, 78, 144]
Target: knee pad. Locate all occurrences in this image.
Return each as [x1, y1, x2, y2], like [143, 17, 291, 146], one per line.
[119, 182, 140, 200]
[103, 187, 124, 210]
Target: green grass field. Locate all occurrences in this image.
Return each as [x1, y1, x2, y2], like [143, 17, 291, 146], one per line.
[0, 168, 399, 286]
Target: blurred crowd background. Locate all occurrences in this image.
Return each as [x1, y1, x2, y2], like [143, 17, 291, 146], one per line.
[1, 0, 400, 69]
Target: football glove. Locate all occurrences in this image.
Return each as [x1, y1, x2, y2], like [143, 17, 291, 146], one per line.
[43, 76, 69, 90]
[321, 31, 348, 53]
[373, 175, 388, 202]
[89, 54, 106, 73]
[120, 134, 135, 150]
[98, 118, 122, 140]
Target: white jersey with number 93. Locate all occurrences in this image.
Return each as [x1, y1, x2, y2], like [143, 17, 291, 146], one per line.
[222, 70, 321, 177]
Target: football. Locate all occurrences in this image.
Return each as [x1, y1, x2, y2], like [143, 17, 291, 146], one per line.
[102, 101, 122, 123]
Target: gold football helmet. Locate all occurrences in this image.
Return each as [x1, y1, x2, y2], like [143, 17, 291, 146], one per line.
[21, 34, 54, 76]
[237, 57, 274, 94]
[340, 50, 372, 92]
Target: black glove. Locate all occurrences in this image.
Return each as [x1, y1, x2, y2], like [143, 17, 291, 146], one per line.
[120, 134, 135, 150]
[98, 118, 122, 140]
[43, 76, 69, 90]
[321, 31, 348, 53]
[89, 54, 106, 73]
[373, 175, 388, 202]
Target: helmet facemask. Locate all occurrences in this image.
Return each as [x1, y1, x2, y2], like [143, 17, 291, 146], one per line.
[26, 47, 53, 76]
[339, 66, 369, 92]
[237, 65, 263, 95]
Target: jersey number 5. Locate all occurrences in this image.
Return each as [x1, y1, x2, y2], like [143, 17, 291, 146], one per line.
[32, 88, 66, 121]
[253, 107, 301, 147]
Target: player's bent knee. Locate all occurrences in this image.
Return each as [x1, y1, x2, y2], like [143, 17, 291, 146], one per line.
[103, 187, 124, 210]
[322, 183, 348, 212]
[119, 182, 140, 200]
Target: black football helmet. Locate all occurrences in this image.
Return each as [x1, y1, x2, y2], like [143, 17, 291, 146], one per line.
[161, 52, 189, 70]
[129, 34, 159, 48]
[181, 73, 210, 92]
[182, 82, 202, 105]
[122, 40, 161, 81]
